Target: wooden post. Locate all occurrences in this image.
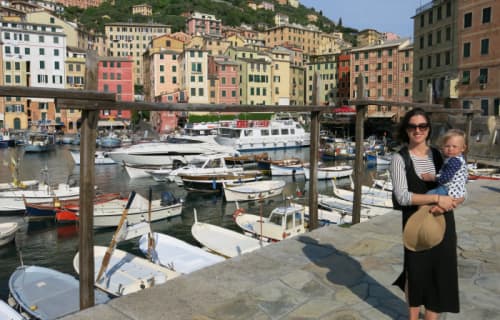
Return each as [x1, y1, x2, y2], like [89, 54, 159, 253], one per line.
[308, 111, 320, 230]
[79, 51, 99, 309]
[308, 72, 320, 230]
[352, 74, 366, 225]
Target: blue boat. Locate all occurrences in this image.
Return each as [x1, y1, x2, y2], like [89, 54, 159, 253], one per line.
[23, 133, 56, 153]
[9, 265, 110, 320]
[97, 135, 121, 148]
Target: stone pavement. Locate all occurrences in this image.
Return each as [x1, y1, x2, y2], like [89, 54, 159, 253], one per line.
[64, 179, 500, 320]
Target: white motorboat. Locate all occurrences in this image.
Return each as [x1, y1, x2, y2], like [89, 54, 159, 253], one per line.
[317, 194, 391, 219]
[83, 192, 182, 228]
[73, 246, 180, 297]
[372, 179, 393, 191]
[0, 222, 18, 246]
[191, 209, 268, 258]
[303, 164, 353, 180]
[9, 265, 110, 320]
[0, 183, 81, 214]
[233, 205, 306, 242]
[0, 299, 23, 320]
[215, 119, 310, 151]
[332, 179, 393, 209]
[267, 158, 304, 176]
[108, 135, 238, 166]
[180, 170, 263, 192]
[123, 162, 172, 180]
[69, 150, 117, 165]
[139, 232, 225, 274]
[223, 179, 286, 202]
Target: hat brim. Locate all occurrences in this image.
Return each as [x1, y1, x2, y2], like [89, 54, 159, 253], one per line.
[403, 205, 446, 252]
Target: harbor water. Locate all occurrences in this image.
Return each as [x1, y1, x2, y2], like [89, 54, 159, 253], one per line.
[0, 144, 385, 300]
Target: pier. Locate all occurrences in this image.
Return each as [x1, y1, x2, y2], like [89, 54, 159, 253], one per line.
[62, 178, 500, 320]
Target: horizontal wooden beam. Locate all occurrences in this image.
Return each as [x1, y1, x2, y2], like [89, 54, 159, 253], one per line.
[57, 99, 327, 112]
[0, 86, 115, 101]
[348, 99, 481, 114]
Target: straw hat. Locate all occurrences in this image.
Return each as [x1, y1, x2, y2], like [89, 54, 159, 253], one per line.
[403, 205, 446, 252]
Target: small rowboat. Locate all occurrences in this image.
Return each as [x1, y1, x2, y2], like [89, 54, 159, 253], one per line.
[223, 180, 286, 202]
[0, 222, 18, 246]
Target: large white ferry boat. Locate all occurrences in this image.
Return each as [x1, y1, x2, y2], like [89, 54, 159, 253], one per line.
[215, 119, 310, 152]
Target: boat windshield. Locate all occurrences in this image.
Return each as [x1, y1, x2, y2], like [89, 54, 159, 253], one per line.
[219, 128, 241, 138]
[165, 136, 204, 144]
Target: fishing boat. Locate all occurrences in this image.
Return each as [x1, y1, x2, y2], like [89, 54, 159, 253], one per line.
[191, 209, 268, 258]
[317, 193, 391, 220]
[0, 183, 81, 214]
[303, 164, 353, 180]
[0, 222, 18, 246]
[8, 265, 110, 320]
[332, 178, 393, 209]
[138, 232, 225, 274]
[74, 192, 182, 228]
[69, 150, 117, 165]
[288, 201, 361, 225]
[233, 205, 306, 242]
[123, 162, 173, 180]
[223, 152, 269, 169]
[0, 299, 23, 320]
[215, 119, 310, 152]
[180, 170, 263, 192]
[268, 158, 304, 176]
[23, 133, 56, 153]
[223, 179, 286, 202]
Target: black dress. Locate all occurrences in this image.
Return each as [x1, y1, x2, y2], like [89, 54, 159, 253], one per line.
[393, 147, 460, 313]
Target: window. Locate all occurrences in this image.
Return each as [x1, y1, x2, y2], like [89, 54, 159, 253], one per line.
[420, 15, 424, 28]
[39, 48, 45, 55]
[437, 6, 442, 20]
[40, 61, 45, 69]
[160, 76, 165, 83]
[445, 27, 451, 41]
[54, 61, 60, 70]
[482, 7, 491, 24]
[428, 11, 433, 24]
[462, 70, 470, 84]
[420, 36, 424, 49]
[463, 42, 470, 58]
[464, 12, 472, 28]
[436, 30, 441, 44]
[364, 64, 368, 71]
[479, 68, 488, 84]
[435, 53, 440, 67]
[191, 88, 196, 96]
[445, 51, 451, 65]
[427, 55, 432, 68]
[427, 33, 433, 47]
[160, 65, 164, 72]
[388, 61, 393, 69]
[480, 39, 489, 55]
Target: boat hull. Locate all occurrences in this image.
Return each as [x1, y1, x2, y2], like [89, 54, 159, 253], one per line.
[303, 165, 353, 180]
[223, 180, 286, 202]
[0, 222, 18, 246]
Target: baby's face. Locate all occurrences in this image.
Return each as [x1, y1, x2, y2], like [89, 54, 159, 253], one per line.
[442, 136, 466, 158]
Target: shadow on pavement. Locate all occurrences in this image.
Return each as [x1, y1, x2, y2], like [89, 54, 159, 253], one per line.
[299, 235, 407, 319]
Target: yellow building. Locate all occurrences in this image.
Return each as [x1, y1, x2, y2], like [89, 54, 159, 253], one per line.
[105, 22, 171, 85]
[263, 24, 322, 55]
[185, 35, 232, 56]
[62, 47, 86, 133]
[305, 53, 338, 105]
[269, 47, 291, 105]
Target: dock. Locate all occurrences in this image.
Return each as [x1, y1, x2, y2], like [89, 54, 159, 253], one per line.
[62, 178, 500, 320]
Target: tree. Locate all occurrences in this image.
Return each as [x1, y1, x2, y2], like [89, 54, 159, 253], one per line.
[338, 17, 343, 27]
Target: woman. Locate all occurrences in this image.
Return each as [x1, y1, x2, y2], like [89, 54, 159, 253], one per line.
[390, 108, 461, 319]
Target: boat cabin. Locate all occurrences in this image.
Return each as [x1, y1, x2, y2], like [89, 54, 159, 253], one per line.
[268, 206, 305, 239]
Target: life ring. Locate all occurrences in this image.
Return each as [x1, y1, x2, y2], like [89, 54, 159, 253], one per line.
[233, 208, 245, 219]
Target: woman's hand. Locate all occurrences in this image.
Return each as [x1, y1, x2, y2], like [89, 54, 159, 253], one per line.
[429, 196, 464, 214]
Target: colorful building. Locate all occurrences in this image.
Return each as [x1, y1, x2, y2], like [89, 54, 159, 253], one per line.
[186, 12, 222, 36]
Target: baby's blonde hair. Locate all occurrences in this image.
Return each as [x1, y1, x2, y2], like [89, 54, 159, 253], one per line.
[441, 129, 467, 154]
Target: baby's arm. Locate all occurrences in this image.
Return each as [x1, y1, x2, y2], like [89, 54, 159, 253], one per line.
[421, 173, 436, 181]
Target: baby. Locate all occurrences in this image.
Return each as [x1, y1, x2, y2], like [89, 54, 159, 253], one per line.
[421, 129, 468, 199]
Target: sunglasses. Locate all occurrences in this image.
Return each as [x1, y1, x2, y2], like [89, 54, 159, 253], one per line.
[407, 123, 430, 131]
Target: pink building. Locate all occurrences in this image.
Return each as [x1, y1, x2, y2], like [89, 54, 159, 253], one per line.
[97, 57, 133, 121]
[186, 12, 222, 36]
[209, 56, 240, 105]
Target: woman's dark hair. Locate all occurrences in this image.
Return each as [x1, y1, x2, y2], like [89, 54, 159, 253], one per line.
[397, 108, 432, 144]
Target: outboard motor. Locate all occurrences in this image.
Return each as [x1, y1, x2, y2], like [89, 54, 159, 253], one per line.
[160, 191, 178, 206]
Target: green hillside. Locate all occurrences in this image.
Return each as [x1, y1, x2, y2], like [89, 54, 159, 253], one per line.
[61, 0, 358, 38]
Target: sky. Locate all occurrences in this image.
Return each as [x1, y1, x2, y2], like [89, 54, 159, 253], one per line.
[299, 0, 426, 39]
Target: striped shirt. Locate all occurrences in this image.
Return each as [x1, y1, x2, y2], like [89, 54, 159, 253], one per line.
[390, 149, 436, 206]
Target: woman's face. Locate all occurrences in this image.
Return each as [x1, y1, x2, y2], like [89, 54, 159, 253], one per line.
[406, 115, 430, 145]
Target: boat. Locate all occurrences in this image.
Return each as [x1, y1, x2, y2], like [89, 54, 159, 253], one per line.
[317, 193, 391, 220]
[0, 180, 39, 191]
[267, 158, 304, 176]
[69, 150, 117, 165]
[75, 191, 182, 228]
[223, 152, 269, 169]
[320, 141, 356, 160]
[468, 173, 500, 181]
[171, 154, 245, 186]
[233, 205, 306, 242]
[191, 209, 268, 258]
[24, 193, 121, 221]
[0, 299, 23, 320]
[366, 152, 392, 166]
[0, 183, 81, 214]
[123, 162, 173, 180]
[108, 135, 238, 166]
[303, 164, 353, 180]
[288, 201, 365, 225]
[138, 232, 225, 274]
[180, 170, 263, 192]
[372, 178, 393, 191]
[215, 119, 310, 152]
[0, 131, 15, 148]
[332, 178, 393, 209]
[97, 134, 121, 148]
[223, 179, 286, 202]
[8, 265, 110, 320]
[23, 133, 56, 153]
[0, 222, 18, 246]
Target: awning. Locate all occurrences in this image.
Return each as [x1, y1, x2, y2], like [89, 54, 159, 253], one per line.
[97, 120, 129, 128]
[368, 111, 396, 118]
[332, 106, 356, 116]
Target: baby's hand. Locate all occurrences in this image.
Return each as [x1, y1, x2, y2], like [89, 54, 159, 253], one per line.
[421, 173, 435, 181]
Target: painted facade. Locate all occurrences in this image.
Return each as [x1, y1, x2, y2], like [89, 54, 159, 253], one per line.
[186, 12, 222, 36]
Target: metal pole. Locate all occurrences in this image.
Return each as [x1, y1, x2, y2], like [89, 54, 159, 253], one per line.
[79, 51, 98, 309]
